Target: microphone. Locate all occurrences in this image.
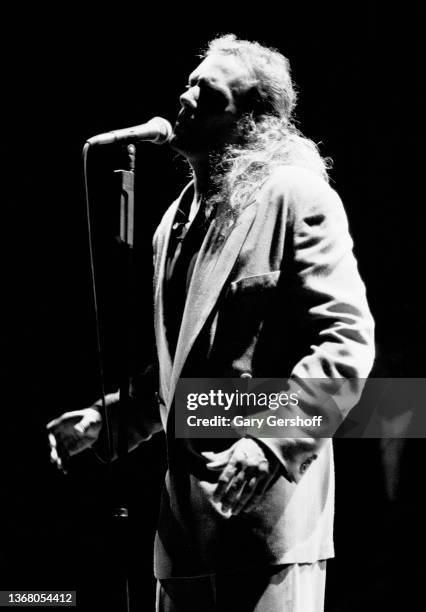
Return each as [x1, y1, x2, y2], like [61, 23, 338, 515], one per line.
[86, 116, 172, 146]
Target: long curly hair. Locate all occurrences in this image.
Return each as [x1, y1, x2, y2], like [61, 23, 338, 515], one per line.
[198, 35, 332, 218]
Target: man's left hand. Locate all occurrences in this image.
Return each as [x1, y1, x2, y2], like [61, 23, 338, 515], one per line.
[202, 438, 281, 515]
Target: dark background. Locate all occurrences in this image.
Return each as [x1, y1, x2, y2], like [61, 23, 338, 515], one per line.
[2, 4, 425, 610]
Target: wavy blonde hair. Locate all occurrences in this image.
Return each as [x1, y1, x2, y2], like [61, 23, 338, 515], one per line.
[200, 35, 332, 217]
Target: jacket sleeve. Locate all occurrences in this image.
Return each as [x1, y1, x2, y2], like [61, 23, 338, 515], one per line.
[259, 167, 375, 482]
[93, 362, 163, 462]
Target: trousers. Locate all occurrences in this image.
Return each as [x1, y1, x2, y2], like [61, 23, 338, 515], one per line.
[156, 561, 326, 612]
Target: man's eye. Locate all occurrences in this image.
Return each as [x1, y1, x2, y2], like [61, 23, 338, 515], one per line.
[199, 87, 227, 109]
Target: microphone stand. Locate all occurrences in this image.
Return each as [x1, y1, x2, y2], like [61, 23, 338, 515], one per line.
[109, 143, 136, 612]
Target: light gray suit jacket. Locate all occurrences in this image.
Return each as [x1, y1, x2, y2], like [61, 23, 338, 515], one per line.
[134, 165, 374, 578]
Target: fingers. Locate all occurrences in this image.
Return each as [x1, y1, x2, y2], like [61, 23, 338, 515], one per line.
[237, 470, 274, 515]
[230, 475, 259, 515]
[46, 416, 62, 431]
[48, 432, 59, 465]
[226, 459, 272, 515]
[211, 446, 242, 502]
[213, 463, 239, 503]
[214, 464, 269, 515]
[48, 432, 68, 475]
[46, 410, 85, 430]
[210, 441, 272, 514]
[46, 409, 102, 473]
[74, 409, 101, 438]
[202, 448, 233, 470]
[219, 468, 256, 513]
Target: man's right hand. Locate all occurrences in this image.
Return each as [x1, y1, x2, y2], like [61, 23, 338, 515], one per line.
[46, 408, 103, 473]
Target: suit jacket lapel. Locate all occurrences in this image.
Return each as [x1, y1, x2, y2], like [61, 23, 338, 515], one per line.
[167, 202, 257, 405]
[153, 195, 184, 406]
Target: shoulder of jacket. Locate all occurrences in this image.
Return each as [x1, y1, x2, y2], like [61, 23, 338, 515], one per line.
[263, 165, 343, 220]
[265, 165, 331, 197]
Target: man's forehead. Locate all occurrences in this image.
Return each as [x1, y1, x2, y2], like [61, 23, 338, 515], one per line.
[189, 54, 253, 88]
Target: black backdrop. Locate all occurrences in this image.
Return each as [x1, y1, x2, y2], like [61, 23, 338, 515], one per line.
[2, 4, 425, 611]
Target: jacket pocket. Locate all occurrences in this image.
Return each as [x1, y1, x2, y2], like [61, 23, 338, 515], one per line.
[229, 270, 281, 294]
[209, 271, 282, 373]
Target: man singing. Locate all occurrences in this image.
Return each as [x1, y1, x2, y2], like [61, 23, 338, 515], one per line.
[48, 35, 375, 611]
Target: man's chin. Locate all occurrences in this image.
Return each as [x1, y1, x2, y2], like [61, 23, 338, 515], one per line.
[169, 132, 181, 149]
[169, 132, 198, 159]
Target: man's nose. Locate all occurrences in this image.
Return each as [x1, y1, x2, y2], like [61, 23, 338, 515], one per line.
[179, 86, 199, 110]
